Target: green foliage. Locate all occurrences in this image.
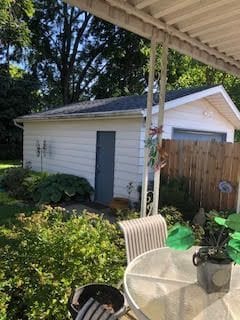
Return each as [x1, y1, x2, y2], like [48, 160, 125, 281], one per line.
[0, 206, 125, 319]
[29, 0, 147, 106]
[142, 46, 240, 113]
[1, 167, 30, 198]
[166, 224, 195, 250]
[0, 65, 40, 155]
[160, 176, 198, 220]
[222, 214, 240, 232]
[1, 168, 93, 205]
[227, 239, 240, 264]
[138, 177, 197, 220]
[0, 192, 34, 225]
[33, 173, 93, 204]
[159, 206, 184, 229]
[115, 209, 140, 221]
[115, 206, 185, 228]
[0, 166, 45, 201]
[0, 0, 34, 51]
[0, 160, 20, 175]
[167, 212, 240, 264]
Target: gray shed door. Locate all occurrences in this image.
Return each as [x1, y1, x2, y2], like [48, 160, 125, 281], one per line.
[173, 129, 226, 142]
[95, 131, 115, 205]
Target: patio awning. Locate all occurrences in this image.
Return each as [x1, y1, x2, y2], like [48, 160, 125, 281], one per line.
[67, 0, 240, 77]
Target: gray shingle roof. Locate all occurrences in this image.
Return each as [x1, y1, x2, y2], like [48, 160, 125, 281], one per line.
[19, 85, 216, 120]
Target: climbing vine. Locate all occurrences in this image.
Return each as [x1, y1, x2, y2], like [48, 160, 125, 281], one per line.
[145, 126, 168, 171]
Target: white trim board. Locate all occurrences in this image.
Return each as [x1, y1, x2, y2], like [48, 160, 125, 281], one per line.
[143, 85, 240, 128]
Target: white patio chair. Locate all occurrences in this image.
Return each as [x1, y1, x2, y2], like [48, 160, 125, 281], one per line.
[118, 214, 167, 264]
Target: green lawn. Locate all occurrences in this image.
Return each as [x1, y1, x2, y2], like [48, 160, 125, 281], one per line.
[0, 160, 34, 225]
[0, 160, 20, 175]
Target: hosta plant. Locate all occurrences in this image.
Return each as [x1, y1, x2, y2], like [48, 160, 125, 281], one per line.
[166, 213, 240, 264]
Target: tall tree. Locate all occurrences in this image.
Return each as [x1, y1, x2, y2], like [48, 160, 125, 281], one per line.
[0, 0, 34, 69]
[29, 0, 147, 106]
[0, 65, 40, 158]
[142, 46, 240, 141]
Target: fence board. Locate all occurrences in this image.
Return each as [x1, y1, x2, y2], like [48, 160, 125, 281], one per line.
[162, 139, 240, 211]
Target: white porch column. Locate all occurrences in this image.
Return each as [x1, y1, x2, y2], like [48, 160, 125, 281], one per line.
[140, 36, 157, 217]
[152, 37, 169, 215]
[237, 175, 240, 213]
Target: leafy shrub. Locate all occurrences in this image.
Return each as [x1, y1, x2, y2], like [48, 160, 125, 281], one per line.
[0, 206, 125, 319]
[1, 167, 47, 202]
[0, 143, 22, 160]
[115, 209, 140, 221]
[201, 210, 233, 246]
[33, 173, 93, 204]
[1, 167, 30, 199]
[115, 206, 184, 227]
[158, 206, 184, 229]
[1, 169, 93, 205]
[137, 176, 198, 220]
[159, 176, 198, 220]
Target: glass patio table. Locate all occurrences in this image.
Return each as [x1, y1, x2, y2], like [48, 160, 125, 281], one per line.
[124, 247, 240, 320]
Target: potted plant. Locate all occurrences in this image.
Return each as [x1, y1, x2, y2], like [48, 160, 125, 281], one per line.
[166, 213, 240, 293]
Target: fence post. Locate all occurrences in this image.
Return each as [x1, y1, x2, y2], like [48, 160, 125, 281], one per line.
[237, 176, 240, 213]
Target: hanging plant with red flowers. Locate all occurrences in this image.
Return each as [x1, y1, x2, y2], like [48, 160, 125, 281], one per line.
[145, 126, 168, 171]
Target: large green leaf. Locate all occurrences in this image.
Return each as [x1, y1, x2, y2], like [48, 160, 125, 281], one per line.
[64, 187, 76, 197]
[214, 217, 227, 226]
[227, 239, 240, 264]
[230, 232, 240, 240]
[166, 224, 195, 250]
[225, 214, 240, 232]
[50, 191, 62, 203]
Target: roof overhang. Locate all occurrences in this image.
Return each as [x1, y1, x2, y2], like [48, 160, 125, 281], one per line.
[66, 0, 240, 77]
[15, 109, 143, 123]
[148, 85, 240, 128]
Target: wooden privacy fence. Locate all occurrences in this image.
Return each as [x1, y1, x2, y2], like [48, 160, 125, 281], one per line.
[162, 140, 240, 211]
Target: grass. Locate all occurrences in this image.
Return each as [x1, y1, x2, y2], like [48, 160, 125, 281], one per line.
[0, 193, 34, 225]
[0, 160, 21, 175]
[0, 160, 34, 225]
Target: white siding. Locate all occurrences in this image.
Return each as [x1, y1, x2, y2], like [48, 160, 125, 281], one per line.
[23, 118, 142, 201]
[161, 99, 235, 142]
[138, 99, 236, 182]
[23, 98, 236, 204]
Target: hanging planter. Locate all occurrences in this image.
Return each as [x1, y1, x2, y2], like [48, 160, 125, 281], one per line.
[145, 126, 168, 171]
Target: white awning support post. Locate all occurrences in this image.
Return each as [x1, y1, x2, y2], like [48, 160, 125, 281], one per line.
[152, 36, 169, 215]
[140, 36, 157, 217]
[237, 175, 240, 213]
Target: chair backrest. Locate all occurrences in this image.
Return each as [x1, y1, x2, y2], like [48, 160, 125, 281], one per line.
[118, 214, 167, 264]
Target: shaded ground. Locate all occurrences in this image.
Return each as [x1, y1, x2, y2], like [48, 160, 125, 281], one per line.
[63, 201, 117, 223]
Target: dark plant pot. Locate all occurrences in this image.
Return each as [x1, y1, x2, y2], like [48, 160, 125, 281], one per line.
[193, 248, 232, 293]
[68, 284, 126, 319]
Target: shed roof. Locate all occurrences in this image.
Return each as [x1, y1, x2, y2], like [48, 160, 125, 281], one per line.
[17, 85, 240, 128]
[18, 85, 213, 118]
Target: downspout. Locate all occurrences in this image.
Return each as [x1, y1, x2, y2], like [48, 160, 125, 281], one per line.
[13, 119, 24, 130]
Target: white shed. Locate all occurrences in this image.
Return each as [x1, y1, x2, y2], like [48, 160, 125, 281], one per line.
[16, 85, 240, 205]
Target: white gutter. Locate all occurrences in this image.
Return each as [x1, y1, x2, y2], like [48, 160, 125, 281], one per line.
[13, 119, 24, 129]
[15, 108, 143, 122]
